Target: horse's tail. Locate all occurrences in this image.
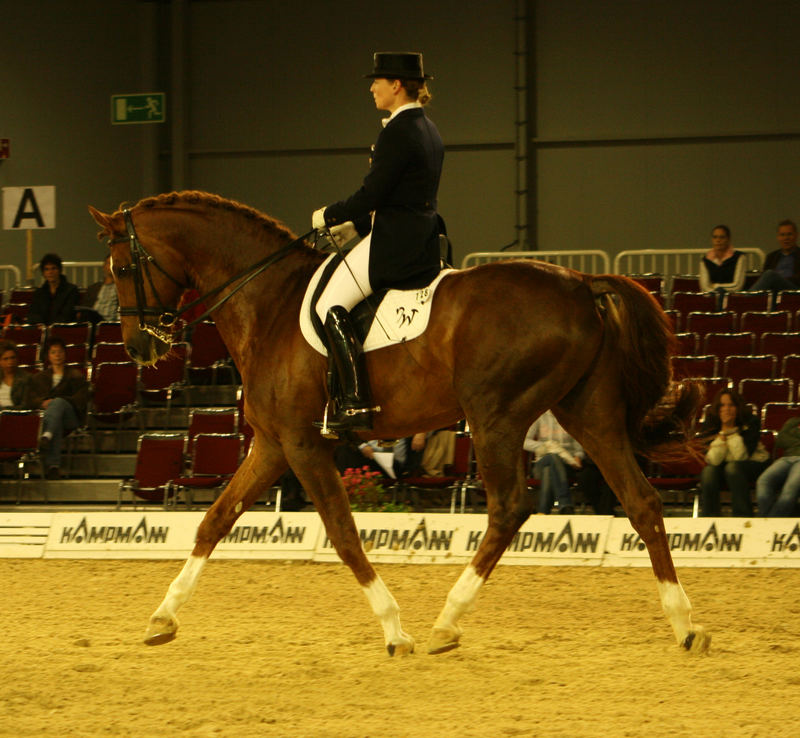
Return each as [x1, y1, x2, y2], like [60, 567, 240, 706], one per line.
[589, 275, 703, 462]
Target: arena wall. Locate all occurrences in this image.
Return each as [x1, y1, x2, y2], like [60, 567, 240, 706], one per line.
[3, 512, 799, 567]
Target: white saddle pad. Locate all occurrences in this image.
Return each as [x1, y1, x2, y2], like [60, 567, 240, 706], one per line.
[300, 253, 455, 355]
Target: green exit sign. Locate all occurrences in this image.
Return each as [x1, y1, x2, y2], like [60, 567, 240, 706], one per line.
[111, 93, 166, 124]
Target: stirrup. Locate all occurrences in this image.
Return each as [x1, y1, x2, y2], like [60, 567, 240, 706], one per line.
[315, 402, 340, 440]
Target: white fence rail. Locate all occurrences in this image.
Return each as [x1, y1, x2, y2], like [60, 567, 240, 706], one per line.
[32, 261, 104, 287]
[461, 250, 611, 274]
[460, 248, 767, 285]
[612, 248, 765, 280]
[0, 265, 22, 294]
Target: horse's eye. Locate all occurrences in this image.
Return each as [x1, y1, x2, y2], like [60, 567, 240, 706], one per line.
[116, 265, 131, 278]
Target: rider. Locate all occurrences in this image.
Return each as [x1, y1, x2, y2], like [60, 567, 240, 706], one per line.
[312, 51, 445, 433]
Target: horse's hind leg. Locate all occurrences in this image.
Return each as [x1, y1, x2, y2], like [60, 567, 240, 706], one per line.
[144, 442, 286, 645]
[553, 405, 710, 653]
[429, 424, 533, 654]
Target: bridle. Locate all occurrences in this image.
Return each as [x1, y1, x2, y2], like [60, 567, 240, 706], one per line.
[109, 208, 316, 344]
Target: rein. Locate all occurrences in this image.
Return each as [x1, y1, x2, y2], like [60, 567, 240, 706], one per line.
[110, 208, 316, 343]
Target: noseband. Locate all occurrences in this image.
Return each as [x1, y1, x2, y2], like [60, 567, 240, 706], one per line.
[109, 208, 316, 344]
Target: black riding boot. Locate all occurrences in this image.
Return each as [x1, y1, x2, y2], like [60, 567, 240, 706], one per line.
[317, 305, 374, 432]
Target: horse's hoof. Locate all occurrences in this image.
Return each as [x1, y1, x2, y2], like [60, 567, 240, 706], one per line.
[143, 616, 178, 646]
[386, 636, 415, 657]
[682, 626, 711, 654]
[427, 627, 461, 655]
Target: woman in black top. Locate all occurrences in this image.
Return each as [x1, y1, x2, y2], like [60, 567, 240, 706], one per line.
[311, 52, 445, 432]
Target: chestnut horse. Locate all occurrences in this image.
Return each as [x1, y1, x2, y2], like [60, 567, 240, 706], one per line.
[89, 191, 710, 655]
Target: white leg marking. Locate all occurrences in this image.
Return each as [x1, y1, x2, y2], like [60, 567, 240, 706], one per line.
[151, 555, 207, 623]
[656, 579, 693, 645]
[362, 576, 413, 653]
[433, 565, 484, 634]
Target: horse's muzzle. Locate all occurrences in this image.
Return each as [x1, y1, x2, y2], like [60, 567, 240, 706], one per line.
[126, 329, 171, 365]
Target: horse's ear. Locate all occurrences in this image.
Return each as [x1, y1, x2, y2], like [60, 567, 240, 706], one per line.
[88, 206, 115, 240]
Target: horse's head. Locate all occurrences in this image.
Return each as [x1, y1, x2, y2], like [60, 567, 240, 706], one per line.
[88, 204, 187, 365]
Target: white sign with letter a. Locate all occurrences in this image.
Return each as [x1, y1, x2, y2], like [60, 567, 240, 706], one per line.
[2, 186, 56, 229]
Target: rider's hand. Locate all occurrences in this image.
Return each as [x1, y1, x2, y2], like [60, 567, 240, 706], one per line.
[330, 221, 358, 247]
[312, 207, 326, 229]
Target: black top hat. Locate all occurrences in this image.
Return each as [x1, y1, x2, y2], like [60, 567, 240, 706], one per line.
[365, 52, 433, 80]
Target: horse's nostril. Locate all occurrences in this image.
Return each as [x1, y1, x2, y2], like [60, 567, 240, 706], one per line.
[126, 345, 140, 361]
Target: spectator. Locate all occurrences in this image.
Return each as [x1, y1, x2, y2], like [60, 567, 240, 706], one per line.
[28, 336, 89, 479]
[698, 225, 746, 305]
[27, 253, 79, 325]
[756, 415, 800, 517]
[698, 388, 769, 516]
[747, 219, 800, 292]
[336, 439, 402, 480]
[524, 410, 582, 514]
[396, 429, 456, 477]
[0, 340, 31, 409]
[77, 254, 118, 323]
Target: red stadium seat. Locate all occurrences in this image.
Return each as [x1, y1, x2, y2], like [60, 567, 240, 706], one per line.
[671, 291, 716, 315]
[672, 355, 717, 379]
[760, 332, 800, 361]
[761, 402, 800, 432]
[685, 311, 736, 336]
[674, 332, 699, 355]
[722, 355, 776, 384]
[118, 432, 187, 508]
[738, 378, 794, 411]
[739, 311, 792, 335]
[723, 291, 772, 315]
[703, 332, 755, 357]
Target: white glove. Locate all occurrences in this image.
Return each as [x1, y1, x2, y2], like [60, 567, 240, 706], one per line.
[329, 221, 358, 247]
[312, 207, 327, 229]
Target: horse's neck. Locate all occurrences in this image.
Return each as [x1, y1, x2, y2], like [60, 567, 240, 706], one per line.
[182, 226, 322, 360]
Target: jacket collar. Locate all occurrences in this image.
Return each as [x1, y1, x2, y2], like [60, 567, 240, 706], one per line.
[381, 101, 422, 127]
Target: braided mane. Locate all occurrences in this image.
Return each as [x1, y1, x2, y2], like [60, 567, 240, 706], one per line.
[116, 190, 297, 242]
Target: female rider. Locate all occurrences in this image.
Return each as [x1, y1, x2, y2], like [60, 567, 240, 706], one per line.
[312, 51, 445, 432]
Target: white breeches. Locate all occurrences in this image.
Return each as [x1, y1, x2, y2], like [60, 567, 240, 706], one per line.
[315, 234, 374, 323]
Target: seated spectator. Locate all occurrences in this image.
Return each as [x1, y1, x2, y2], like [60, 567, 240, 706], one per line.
[335, 439, 399, 480]
[756, 415, 800, 517]
[76, 254, 118, 323]
[0, 340, 31, 409]
[698, 388, 769, 516]
[26, 253, 80, 325]
[389, 428, 458, 479]
[524, 410, 582, 514]
[698, 225, 746, 305]
[747, 219, 800, 292]
[576, 455, 619, 515]
[27, 336, 89, 479]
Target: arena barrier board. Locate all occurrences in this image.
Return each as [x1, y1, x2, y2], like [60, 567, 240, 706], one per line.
[2, 512, 800, 567]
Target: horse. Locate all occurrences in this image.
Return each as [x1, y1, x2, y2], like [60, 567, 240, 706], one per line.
[88, 190, 710, 656]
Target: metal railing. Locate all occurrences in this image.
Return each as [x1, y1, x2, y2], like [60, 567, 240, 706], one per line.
[461, 250, 611, 274]
[612, 248, 765, 280]
[32, 261, 104, 287]
[460, 248, 767, 285]
[0, 265, 23, 294]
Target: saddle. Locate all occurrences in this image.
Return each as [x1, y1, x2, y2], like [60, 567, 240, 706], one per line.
[299, 252, 455, 356]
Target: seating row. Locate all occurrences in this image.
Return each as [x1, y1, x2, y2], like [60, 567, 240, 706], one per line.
[675, 332, 800, 358]
[673, 353, 798, 382]
[666, 309, 800, 335]
[647, 287, 800, 315]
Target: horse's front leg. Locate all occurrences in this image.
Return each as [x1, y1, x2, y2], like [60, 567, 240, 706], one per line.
[292, 451, 414, 656]
[144, 441, 286, 645]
